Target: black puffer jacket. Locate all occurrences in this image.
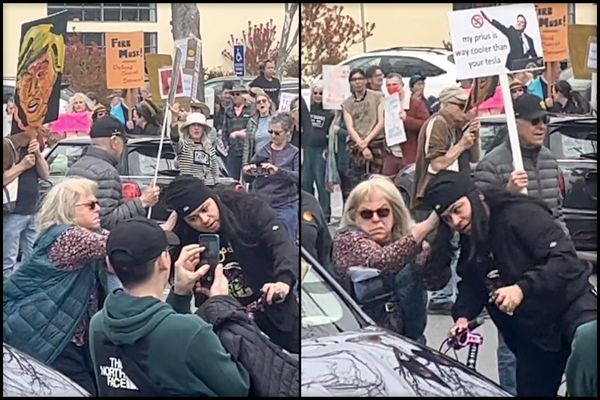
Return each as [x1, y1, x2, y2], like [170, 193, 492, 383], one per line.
[197, 296, 299, 397]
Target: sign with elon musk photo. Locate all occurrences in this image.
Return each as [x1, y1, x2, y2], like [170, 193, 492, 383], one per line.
[449, 4, 545, 80]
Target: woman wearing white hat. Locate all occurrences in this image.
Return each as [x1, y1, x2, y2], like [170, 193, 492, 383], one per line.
[171, 112, 218, 186]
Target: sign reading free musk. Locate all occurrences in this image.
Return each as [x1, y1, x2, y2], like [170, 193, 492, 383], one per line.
[105, 32, 145, 89]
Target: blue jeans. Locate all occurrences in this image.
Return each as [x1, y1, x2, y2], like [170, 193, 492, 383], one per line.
[3, 213, 38, 281]
[301, 146, 330, 220]
[395, 265, 428, 342]
[227, 152, 242, 181]
[274, 201, 298, 243]
[497, 332, 518, 395]
[429, 231, 460, 303]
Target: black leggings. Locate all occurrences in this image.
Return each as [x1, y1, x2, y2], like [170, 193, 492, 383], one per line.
[50, 342, 97, 396]
[513, 339, 570, 396]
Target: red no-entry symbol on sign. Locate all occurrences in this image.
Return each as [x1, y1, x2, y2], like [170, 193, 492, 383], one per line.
[471, 14, 484, 28]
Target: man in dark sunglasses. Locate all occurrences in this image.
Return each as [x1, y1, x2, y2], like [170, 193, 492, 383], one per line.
[473, 93, 566, 395]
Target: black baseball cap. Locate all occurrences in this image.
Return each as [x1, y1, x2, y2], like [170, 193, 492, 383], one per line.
[90, 116, 128, 141]
[409, 74, 426, 88]
[107, 218, 180, 268]
[514, 94, 553, 121]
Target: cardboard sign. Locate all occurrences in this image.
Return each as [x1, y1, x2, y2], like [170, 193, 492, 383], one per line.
[449, 4, 544, 79]
[535, 4, 569, 62]
[586, 36, 597, 73]
[278, 92, 297, 112]
[322, 65, 351, 110]
[158, 67, 185, 100]
[568, 25, 597, 79]
[12, 11, 68, 132]
[146, 54, 172, 105]
[383, 95, 406, 146]
[105, 32, 145, 89]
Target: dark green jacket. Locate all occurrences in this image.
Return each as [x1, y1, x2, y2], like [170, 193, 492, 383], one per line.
[3, 224, 108, 364]
[89, 290, 249, 396]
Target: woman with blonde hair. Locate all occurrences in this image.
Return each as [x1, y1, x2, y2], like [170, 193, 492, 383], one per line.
[4, 177, 111, 395]
[333, 175, 446, 342]
[49, 92, 95, 139]
[242, 91, 276, 167]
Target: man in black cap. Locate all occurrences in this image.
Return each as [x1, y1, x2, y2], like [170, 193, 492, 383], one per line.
[67, 116, 160, 231]
[474, 93, 567, 394]
[222, 84, 252, 181]
[423, 170, 596, 397]
[88, 217, 251, 396]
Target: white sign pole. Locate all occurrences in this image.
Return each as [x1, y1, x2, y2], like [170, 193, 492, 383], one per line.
[499, 74, 527, 195]
[591, 73, 597, 113]
[147, 110, 172, 219]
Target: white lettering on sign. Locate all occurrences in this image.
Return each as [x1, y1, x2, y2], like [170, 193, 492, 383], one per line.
[99, 357, 139, 391]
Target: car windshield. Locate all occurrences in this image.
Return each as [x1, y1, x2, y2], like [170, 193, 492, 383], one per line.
[301, 256, 364, 340]
[127, 144, 178, 176]
[46, 144, 85, 176]
[549, 121, 597, 160]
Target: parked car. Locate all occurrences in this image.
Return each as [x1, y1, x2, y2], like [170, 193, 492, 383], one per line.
[395, 114, 597, 264]
[3, 342, 90, 397]
[41, 135, 241, 221]
[300, 246, 511, 397]
[205, 75, 299, 98]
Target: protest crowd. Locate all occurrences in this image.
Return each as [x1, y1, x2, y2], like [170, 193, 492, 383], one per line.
[2, 8, 301, 394]
[300, 4, 596, 398]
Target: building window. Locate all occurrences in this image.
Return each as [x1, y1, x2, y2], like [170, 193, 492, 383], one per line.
[567, 3, 576, 24]
[71, 32, 158, 54]
[48, 3, 157, 23]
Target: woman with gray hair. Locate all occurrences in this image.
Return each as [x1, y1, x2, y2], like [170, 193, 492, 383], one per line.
[4, 177, 112, 395]
[242, 112, 299, 241]
[332, 175, 446, 342]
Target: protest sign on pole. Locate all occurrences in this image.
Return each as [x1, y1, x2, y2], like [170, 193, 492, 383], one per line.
[322, 65, 351, 110]
[158, 67, 185, 100]
[535, 3, 569, 62]
[383, 95, 406, 147]
[450, 4, 533, 193]
[587, 37, 597, 112]
[278, 92, 297, 112]
[449, 4, 544, 80]
[12, 11, 68, 134]
[146, 54, 172, 106]
[568, 24, 596, 80]
[105, 32, 145, 89]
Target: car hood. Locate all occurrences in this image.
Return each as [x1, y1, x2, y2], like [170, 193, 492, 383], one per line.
[301, 327, 511, 397]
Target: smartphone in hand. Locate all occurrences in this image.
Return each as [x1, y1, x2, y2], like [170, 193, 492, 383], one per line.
[198, 234, 220, 285]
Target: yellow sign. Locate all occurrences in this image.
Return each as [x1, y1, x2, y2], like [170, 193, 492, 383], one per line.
[146, 54, 172, 106]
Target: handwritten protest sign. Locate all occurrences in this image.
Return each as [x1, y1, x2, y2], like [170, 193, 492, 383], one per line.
[586, 36, 597, 72]
[449, 4, 544, 79]
[535, 4, 568, 62]
[105, 32, 144, 89]
[322, 65, 351, 110]
[278, 92, 297, 112]
[384, 95, 406, 147]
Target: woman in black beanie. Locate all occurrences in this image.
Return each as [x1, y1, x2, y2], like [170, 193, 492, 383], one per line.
[424, 171, 596, 397]
[163, 175, 300, 354]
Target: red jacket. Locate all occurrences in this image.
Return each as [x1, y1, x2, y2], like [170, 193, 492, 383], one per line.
[401, 96, 430, 165]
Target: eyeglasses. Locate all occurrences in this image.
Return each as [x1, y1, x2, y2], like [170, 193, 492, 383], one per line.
[527, 115, 551, 126]
[269, 129, 285, 136]
[358, 207, 391, 220]
[232, 92, 244, 96]
[256, 99, 269, 104]
[511, 88, 524, 94]
[313, 91, 323, 95]
[350, 77, 366, 82]
[75, 200, 100, 210]
[96, 111, 107, 118]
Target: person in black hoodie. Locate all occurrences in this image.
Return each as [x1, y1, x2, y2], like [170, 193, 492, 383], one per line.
[249, 59, 281, 108]
[302, 81, 334, 221]
[163, 176, 300, 354]
[424, 171, 597, 397]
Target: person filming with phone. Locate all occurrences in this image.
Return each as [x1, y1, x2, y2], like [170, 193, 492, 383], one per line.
[163, 175, 299, 354]
[242, 112, 300, 242]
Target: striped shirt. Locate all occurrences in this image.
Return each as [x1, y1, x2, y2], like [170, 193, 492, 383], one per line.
[175, 134, 218, 186]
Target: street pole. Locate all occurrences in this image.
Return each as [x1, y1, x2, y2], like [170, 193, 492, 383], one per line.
[360, 3, 367, 53]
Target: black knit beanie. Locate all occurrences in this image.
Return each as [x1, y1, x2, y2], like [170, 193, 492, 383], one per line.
[164, 176, 215, 217]
[423, 170, 477, 215]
